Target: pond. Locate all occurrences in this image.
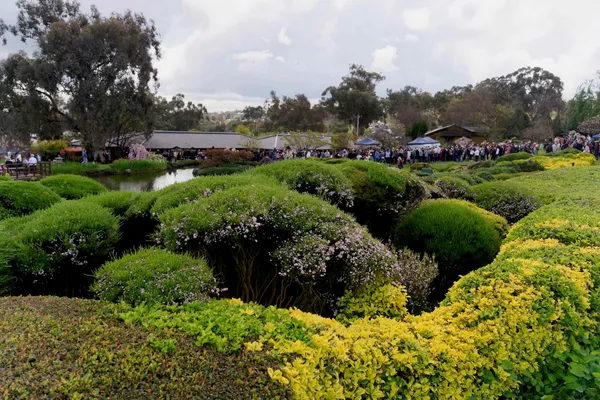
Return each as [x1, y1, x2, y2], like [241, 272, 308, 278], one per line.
[92, 168, 196, 191]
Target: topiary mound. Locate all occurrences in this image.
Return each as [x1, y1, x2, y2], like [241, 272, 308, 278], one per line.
[0, 200, 120, 296]
[395, 199, 509, 297]
[0, 296, 287, 399]
[0, 180, 62, 220]
[84, 190, 140, 217]
[157, 184, 398, 315]
[40, 174, 108, 199]
[337, 161, 427, 239]
[496, 151, 533, 163]
[243, 159, 354, 209]
[93, 248, 216, 306]
[533, 152, 597, 169]
[432, 175, 470, 199]
[468, 181, 543, 223]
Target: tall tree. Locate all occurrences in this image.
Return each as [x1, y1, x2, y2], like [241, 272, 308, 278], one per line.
[567, 74, 600, 131]
[321, 64, 385, 135]
[267, 91, 326, 132]
[0, 0, 161, 153]
[154, 94, 207, 131]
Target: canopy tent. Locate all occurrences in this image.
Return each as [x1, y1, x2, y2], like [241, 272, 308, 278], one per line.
[355, 138, 381, 146]
[407, 137, 440, 149]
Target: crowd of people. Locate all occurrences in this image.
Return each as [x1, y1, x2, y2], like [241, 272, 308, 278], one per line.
[0, 152, 42, 175]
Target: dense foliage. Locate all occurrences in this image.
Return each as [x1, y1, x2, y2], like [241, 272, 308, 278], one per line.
[0, 201, 119, 296]
[468, 181, 543, 223]
[496, 151, 533, 163]
[395, 199, 509, 297]
[40, 174, 108, 199]
[0, 180, 61, 220]
[93, 248, 216, 306]
[157, 184, 398, 314]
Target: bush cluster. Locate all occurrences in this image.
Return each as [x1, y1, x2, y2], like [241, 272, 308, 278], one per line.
[532, 152, 597, 169]
[0, 180, 62, 220]
[468, 181, 543, 223]
[496, 151, 533, 163]
[93, 248, 216, 306]
[40, 174, 108, 199]
[0, 201, 119, 296]
[157, 184, 398, 314]
[395, 199, 509, 298]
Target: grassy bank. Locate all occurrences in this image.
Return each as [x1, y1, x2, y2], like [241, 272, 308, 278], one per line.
[52, 160, 168, 176]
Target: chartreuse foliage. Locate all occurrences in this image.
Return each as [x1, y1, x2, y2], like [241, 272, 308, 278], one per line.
[40, 174, 108, 199]
[0, 180, 62, 220]
[532, 152, 597, 169]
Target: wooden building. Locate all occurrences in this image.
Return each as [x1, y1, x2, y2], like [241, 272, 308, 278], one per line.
[424, 125, 489, 144]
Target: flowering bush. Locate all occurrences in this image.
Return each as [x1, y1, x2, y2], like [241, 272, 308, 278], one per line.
[395, 199, 509, 299]
[40, 174, 108, 199]
[205, 149, 254, 164]
[157, 184, 398, 314]
[0, 180, 62, 220]
[244, 159, 354, 209]
[93, 248, 217, 306]
[0, 200, 119, 296]
[130, 143, 149, 160]
[433, 175, 470, 199]
[392, 249, 438, 314]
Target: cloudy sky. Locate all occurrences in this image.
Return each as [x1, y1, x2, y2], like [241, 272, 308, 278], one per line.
[1, 0, 599, 111]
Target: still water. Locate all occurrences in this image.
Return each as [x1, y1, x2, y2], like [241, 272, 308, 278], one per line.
[93, 168, 196, 192]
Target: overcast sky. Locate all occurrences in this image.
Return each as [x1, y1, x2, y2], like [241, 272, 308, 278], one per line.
[1, 0, 599, 111]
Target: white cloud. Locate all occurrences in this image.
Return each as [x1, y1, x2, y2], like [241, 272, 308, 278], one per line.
[235, 50, 274, 71]
[275, 56, 286, 63]
[371, 45, 399, 72]
[403, 7, 431, 31]
[278, 27, 292, 45]
[404, 33, 419, 42]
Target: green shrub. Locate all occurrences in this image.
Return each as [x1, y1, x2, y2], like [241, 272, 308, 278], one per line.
[471, 170, 495, 181]
[84, 191, 140, 217]
[158, 184, 398, 314]
[244, 159, 354, 208]
[31, 139, 69, 160]
[321, 158, 351, 164]
[395, 199, 509, 298]
[110, 159, 168, 172]
[0, 296, 287, 399]
[40, 174, 108, 199]
[496, 151, 533, 163]
[409, 162, 430, 171]
[433, 175, 470, 199]
[150, 175, 275, 216]
[52, 161, 108, 176]
[0, 174, 11, 181]
[467, 160, 495, 169]
[0, 180, 62, 219]
[545, 148, 582, 157]
[0, 228, 17, 295]
[93, 248, 216, 306]
[0, 201, 120, 296]
[468, 182, 543, 223]
[337, 161, 425, 239]
[192, 165, 251, 176]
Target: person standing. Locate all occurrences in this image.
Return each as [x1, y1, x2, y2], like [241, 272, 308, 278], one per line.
[82, 149, 88, 164]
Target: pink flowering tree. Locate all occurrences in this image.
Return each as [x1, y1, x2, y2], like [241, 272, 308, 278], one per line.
[130, 143, 149, 160]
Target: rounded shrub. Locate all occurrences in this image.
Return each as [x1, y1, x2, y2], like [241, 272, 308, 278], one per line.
[40, 174, 108, 199]
[337, 161, 426, 239]
[84, 191, 140, 217]
[496, 151, 532, 163]
[0, 180, 62, 220]
[433, 175, 470, 199]
[244, 159, 354, 208]
[93, 248, 216, 306]
[192, 165, 251, 176]
[472, 170, 495, 182]
[336, 283, 407, 324]
[157, 184, 398, 314]
[0, 200, 120, 296]
[468, 182, 543, 223]
[394, 199, 509, 297]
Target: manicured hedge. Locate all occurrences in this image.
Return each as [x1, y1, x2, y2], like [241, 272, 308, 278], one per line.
[468, 181, 543, 223]
[244, 159, 354, 208]
[40, 174, 108, 199]
[337, 161, 426, 239]
[395, 199, 509, 297]
[84, 190, 140, 217]
[158, 183, 398, 314]
[432, 175, 470, 198]
[93, 248, 216, 306]
[496, 151, 533, 163]
[0, 201, 119, 296]
[0, 180, 62, 220]
[532, 152, 597, 169]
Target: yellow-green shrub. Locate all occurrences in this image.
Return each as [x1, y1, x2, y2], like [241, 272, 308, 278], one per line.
[336, 283, 408, 324]
[532, 152, 597, 169]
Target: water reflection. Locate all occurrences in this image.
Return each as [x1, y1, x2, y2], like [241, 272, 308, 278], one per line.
[93, 168, 196, 192]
